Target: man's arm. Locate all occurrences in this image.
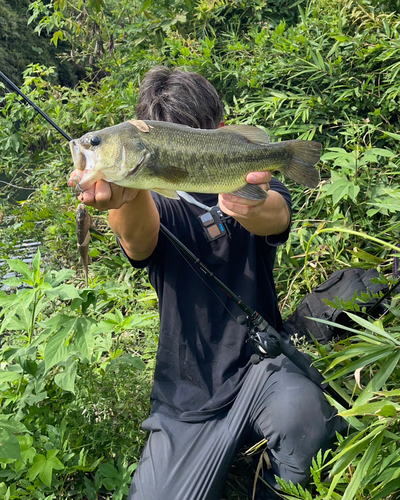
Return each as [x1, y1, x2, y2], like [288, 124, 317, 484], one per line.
[218, 172, 291, 237]
[109, 190, 160, 261]
[70, 170, 289, 260]
[73, 178, 160, 261]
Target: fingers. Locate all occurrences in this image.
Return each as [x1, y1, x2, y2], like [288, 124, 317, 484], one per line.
[69, 177, 138, 211]
[218, 171, 271, 217]
[219, 193, 265, 218]
[246, 171, 271, 191]
[84, 180, 113, 208]
[246, 171, 272, 184]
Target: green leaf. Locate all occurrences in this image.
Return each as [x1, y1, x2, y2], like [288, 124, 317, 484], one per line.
[339, 401, 399, 418]
[327, 424, 386, 473]
[0, 415, 28, 434]
[51, 30, 64, 47]
[330, 434, 370, 476]
[375, 404, 398, 417]
[54, 360, 77, 393]
[347, 248, 384, 264]
[0, 370, 22, 383]
[17, 435, 36, 464]
[324, 346, 394, 382]
[382, 130, 400, 141]
[44, 329, 72, 372]
[332, 35, 351, 42]
[347, 313, 400, 345]
[369, 476, 400, 500]
[29, 450, 64, 487]
[364, 147, 395, 158]
[88, 0, 105, 12]
[326, 343, 391, 370]
[99, 462, 123, 490]
[45, 284, 81, 301]
[99, 462, 120, 479]
[1, 277, 24, 286]
[5, 259, 34, 285]
[0, 429, 22, 461]
[20, 358, 38, 377]
[106, 354, 146, 371]
[0, 290, 18, 309]
[91, 320, 118, 335]
[74, 318, 95, 358]
[5, 301, 34, 333]
[354, 350, 400, 407]
[32, 249, 41, 283]
[37, 314, 75, 333]
[47, 268, 75, 287]
[342, 431, 384, 500]
[324, 178, 360, 204]
[377, 389, 400, 397]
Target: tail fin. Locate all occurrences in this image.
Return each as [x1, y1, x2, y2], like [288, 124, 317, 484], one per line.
[281, 141, 321, 188]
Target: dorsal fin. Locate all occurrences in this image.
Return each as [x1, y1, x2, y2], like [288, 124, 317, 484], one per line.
[218, 124, 270, 144]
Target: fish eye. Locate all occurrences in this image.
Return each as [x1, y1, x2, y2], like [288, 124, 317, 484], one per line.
[90, 136, 101, 147]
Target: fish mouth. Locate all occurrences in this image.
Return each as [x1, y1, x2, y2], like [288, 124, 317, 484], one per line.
[69, 140, 105, 194]
[69, 140, 97, 171]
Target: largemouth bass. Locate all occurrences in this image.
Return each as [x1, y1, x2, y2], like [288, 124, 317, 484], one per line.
[76, 203, 91, 286]
[70, 120, 321, 200]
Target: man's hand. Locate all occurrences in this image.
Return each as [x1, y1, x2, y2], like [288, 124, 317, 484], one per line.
[219, 171, 271, 218]
[68, 170, 138, 212]
[218, 171, 290, 237]
[68, 170, 160, 261]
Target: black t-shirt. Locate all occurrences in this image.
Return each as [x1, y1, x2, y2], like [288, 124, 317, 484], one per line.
[121, 178, 292, 422]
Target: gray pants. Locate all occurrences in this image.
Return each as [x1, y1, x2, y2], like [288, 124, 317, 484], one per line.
[128, 355, 346, 500]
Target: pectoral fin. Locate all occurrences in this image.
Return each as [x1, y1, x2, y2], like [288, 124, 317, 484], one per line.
[151, 188, 180, 199]
[149, 163, 189, 183]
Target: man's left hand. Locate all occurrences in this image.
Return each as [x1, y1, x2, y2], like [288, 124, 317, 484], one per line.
[219, 171, 271, 218]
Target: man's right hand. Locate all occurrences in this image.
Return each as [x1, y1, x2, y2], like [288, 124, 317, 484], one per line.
[78, 179, 139, 212]
[68, 171, 139, 212]
[68, 170, 160, 261]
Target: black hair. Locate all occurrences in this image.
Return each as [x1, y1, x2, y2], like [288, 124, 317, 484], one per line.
[136, 66, 224, 129]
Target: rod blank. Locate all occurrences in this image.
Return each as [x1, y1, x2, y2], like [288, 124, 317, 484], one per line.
[0, 70, 72, 142]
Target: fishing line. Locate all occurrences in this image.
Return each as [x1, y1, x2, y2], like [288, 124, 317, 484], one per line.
[0, 180, 37, 190]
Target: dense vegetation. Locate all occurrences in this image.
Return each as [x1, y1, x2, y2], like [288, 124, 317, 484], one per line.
[0, 0, 81, 87]
[0, 0, 400, 498]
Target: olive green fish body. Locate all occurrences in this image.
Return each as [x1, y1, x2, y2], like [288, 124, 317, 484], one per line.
[70, 120, 321, 199]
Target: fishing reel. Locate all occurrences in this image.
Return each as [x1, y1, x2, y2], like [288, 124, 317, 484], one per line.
[237, 312, 284, 365]
[238, 311, 330, 393]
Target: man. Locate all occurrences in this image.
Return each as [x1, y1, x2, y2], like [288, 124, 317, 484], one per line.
[76, 67, 345, 500]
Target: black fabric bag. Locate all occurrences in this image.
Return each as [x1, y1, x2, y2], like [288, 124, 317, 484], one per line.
[283, 268, 389, 344]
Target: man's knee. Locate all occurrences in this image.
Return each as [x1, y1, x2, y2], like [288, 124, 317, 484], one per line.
[258, 375, 340, 445]
[252, 367, 344, 486]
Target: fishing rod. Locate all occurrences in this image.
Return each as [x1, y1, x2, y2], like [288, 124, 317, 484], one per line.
[0, 70, 72, 142]
[0, 70, 350, 407]
[159, 224, 347, 399]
